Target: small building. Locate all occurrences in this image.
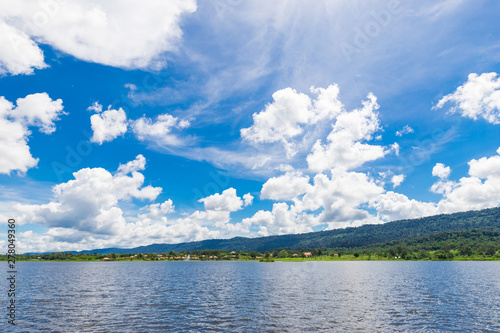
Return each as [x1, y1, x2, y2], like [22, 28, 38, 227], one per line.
[304, 252, 312, 257]
[292, 254, 298, 257]
[102, 257, 111, 261]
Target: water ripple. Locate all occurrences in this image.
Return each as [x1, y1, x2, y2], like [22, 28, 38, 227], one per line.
[2, 261, 498, 332]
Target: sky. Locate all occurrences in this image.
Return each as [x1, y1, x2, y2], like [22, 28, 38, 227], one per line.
[1, 0, 500, 253]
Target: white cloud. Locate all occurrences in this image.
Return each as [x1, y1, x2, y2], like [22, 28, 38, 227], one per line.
[300, 169, 384, 225]
[243, 193, 254, 207]
[198, 188, 244, 212]
[0, 20, 46, 76]
[242, 202, 317, 236]
[468, 148, 500, 178]
[391, 174, 405, 188]
[15, 215, 221, 253]
[261, 172, 311, 201]
[245, 168, 387, 236]
[216, 85, 394, 177]
[241, 87, 316, 143]
[432, 163, 451, 179]
[132, 113, 190, 147]
[241, 85, 343, 158]
[14, 155, 162, 234]
[12, 93, 65, 134]
[116, 154, 146, 175]
[86, 103, 190, 147]
[435, 148, 500, 212]
[0, 0, 197, 74]
[370, 191, 439, 222]
[306, 93, 387, 172]
[89, 104, 128, 144]
[0, 93, 64, 174]
[434, 72, 500, 124]
[139, 200, 175, 220]
[374, 149, 500, 221]
[395, 125, 414, 137]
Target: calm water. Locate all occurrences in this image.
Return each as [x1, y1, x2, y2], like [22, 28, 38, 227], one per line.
[2, 261, 499, 332]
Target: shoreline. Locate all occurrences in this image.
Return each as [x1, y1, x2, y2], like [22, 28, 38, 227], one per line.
[5, 257, 500, 262]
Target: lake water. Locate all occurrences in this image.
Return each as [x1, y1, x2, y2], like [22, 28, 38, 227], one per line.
[3, 261, 499, 332]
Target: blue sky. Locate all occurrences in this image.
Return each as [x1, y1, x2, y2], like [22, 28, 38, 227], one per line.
[1, 0, 500, 253]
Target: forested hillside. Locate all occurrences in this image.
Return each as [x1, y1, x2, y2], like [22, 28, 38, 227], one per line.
[78, 207, 500, 254]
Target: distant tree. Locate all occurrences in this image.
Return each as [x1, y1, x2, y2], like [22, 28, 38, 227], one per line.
[249, 251, 260, 259]
[482, 244, 496, 256]
[418, 250, 429, 260]
[459, 245, 472, 257]
[278, 250, 289, 258]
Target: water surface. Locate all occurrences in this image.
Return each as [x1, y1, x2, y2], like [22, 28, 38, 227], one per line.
[3, 261, 499, 332]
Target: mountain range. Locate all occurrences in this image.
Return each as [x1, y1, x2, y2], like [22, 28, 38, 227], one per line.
[68, 207, 500, 254]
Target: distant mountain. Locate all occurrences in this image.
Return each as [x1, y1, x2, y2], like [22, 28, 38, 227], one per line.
[73, 207, 500, 254]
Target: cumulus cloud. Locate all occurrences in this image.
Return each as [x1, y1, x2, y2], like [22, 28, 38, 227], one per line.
[374, 149, 500, 221]
[237, 85, 394, 176]
[0, 93, 64, 174]
[86, 101, 190, 147]
[198, 188, 244, 212]
[242, 202, 317, 236]
[434, 72, 500, 124]
[300, 169, 384, 225]
[241, 85, 343, 158]
[247, 147, 500, 235]
[306, 93, 387, 172]
[242, 168, 386, 236]
[261, 172, 311, 201]
[0, 20, 46, 76]
[15, 155, 162, 234]
[391, 174, 405, 188]
[0, 0, 197, 75]
[432, 163, 451, 179]
[116, 154, 146, 175]
[468, 147, 500, 178]
[16, 214, 221, 253]
[395, 125, 414, 137]
[89, 103, 128, 144]
[132, 113, 190, 146]
[434, 148, 500, 212]
[243, 193, 254, 207]
[370, 191, 439, 222]
[138, 200, 175, 220]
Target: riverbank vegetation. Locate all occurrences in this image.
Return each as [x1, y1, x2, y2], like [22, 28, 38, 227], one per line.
[3, 229, 498, 262]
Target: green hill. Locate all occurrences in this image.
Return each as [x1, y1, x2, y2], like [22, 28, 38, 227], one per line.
[79, 207, 500, 254]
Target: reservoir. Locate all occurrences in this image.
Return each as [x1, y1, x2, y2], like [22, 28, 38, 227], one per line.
[6, 261, 499, 332]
